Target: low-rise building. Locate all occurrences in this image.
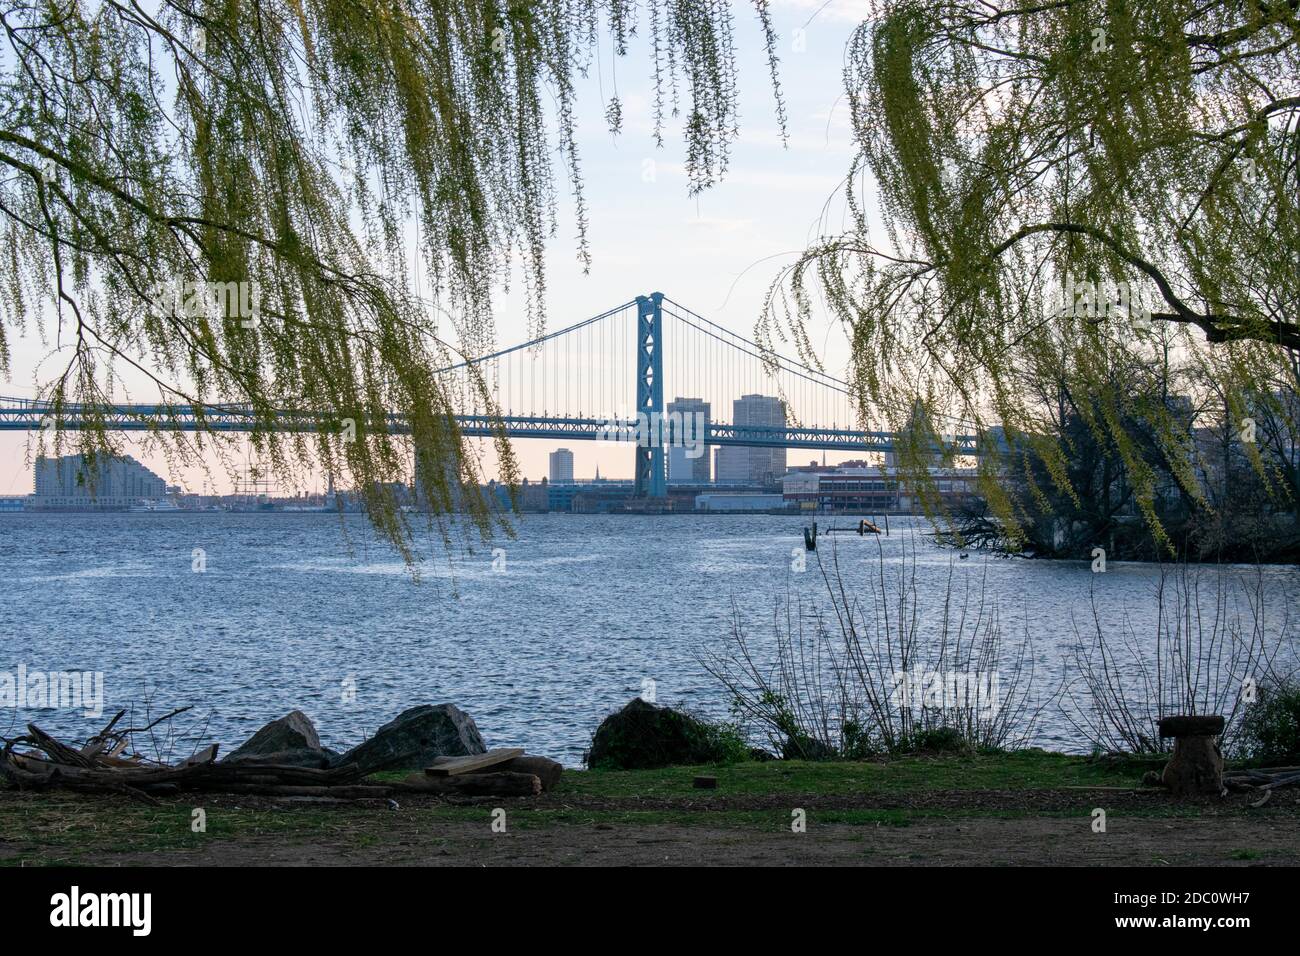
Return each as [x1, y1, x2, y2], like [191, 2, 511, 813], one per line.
[782, 464, 978, 513]
[694, 492, 788, 512]
[545, 474, 639, 511]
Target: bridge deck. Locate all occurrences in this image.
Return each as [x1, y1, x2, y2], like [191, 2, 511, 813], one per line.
[0, 399, 978, 455]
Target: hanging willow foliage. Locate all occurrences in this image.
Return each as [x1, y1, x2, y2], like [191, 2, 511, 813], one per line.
[0, 0, 785, 560]
[761, 0, 1300, 551]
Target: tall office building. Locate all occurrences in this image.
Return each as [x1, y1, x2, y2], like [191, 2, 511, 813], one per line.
[549, 447, 575, 484]
[714, 394, 787, 485]
[666, 397, 711, 483]
[32, 454, 167, 510]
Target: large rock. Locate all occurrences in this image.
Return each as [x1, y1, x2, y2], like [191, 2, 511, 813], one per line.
[585, 697, 730, 770]
[335, 704, 486, 774]
[224, 710, 336, 768]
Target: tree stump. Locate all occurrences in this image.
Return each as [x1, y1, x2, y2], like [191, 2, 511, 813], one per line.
[1158, 715, 1225, 796]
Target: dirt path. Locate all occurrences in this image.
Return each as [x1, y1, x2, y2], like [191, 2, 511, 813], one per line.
[4, 786, 1296, 866]
[28, 814, 1299, 867]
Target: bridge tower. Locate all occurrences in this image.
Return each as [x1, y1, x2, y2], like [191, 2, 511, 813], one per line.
[633, 292, 666, 498]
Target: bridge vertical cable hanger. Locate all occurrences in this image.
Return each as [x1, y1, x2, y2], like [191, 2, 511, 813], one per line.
[0, 295, 981, 495]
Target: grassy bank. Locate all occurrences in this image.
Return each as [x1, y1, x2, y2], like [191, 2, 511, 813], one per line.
[3, 751, 1297, 866]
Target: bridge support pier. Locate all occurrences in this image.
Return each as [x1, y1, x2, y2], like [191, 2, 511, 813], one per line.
[633, 292, 666, 499]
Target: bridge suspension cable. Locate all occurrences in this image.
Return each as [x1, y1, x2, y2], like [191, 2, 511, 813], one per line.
[0, 292, 981, 470]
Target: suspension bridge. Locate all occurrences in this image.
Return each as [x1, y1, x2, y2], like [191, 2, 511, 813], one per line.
[0, 293, 978, 497]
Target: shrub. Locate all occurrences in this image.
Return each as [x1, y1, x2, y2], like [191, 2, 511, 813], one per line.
[1238, 680, 1300, 766]
[896, 726, 970, 755]
[585, 698, 749, 769]
[704, 536, 1045, 759]
[1061, 565, 1284, 755]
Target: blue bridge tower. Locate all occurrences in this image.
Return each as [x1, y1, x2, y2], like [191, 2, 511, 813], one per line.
[633, 292, 666, 498]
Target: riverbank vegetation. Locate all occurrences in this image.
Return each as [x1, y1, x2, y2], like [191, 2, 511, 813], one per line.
[702, 543, 1298, 762]
[1239, 680, 1300, 766]
[704, 539, 1048, 759]
[947, 374, 1300, 563]
[1061, 566, 1290, 755]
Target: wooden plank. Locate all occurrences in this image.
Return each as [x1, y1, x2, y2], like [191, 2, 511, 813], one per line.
[425, 748, 524, 777]
[425, 749, 522, 770]
[179, 743, 220, 767]
[98, 754, 143, 768]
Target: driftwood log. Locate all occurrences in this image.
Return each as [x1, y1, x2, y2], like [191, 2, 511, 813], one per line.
[2, 742, 366, 798]
[1224, 767, 1300, 792]
[2, 718, 558, 802]
[494, 755, 563, 791]
[426, 752, 563, 791]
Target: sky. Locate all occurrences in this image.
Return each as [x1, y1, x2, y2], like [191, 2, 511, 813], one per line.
[0, 1, 880, 495]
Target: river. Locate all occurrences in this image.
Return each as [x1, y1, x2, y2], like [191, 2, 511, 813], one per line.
[1, 512, 1296, 765]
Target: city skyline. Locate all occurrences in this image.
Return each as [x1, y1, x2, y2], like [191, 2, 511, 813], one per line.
[0, 384, 880, 495]
[0, 5, 870, 497]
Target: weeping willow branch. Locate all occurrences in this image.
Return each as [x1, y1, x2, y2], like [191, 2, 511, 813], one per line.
[763, 0, 1300, 553]
[0, 0, 786, 559]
